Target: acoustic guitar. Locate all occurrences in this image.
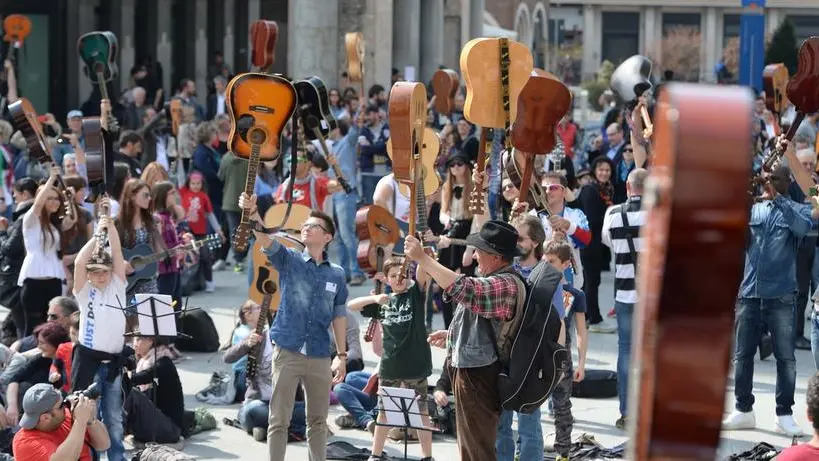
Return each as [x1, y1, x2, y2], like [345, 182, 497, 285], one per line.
[77, 31, 120, 134]
[460, 37, 533, 215]
[509, 71, 572, 222]
[762, 63, 790, 135]
[250, 20, 278, 70]
[386, 127, 441, 199]
[355, 205, 400, 274]
[345, 32, 366, 96]
[431, 69, 460, 116]
[82, 117, 115, 203]
[629, 83, 752, 460]
[0, 14, 30, 112]
[8, 98, 75, 221]
[248, 203, 311, 305]
[226, 72, 297, 253]
[125, 234, 220, 292]
[246, 279, 275, 381]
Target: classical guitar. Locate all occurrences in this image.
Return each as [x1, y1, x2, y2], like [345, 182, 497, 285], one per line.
[82, 117, 115, 203]
[1, 14, 31, 111]
[246, 279, 275, 381]
[77, 31, 120, 134]
[248, 203, 310, 305]
[386, 127, 441, 199]
[355, 205, 400, 274]
[251, 20, 279, 71]
[345, 32, 366, 97]
[8, 98, 75, 221]
[509, 71, 572, 222]
[226, 72, 297, 253]
[610, 55, 654, 139]
[629, 83, 753, 460]
[460, 37, 533, 215]
[389, 81, 433, 277]
[431, 69, 460, 116]
[762, 63, 790, 135]
[124, 234, 220, 292]
[295, 77, 352, 193]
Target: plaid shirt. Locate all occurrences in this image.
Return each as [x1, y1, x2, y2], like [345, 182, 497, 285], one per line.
[445, 272, 520, 321]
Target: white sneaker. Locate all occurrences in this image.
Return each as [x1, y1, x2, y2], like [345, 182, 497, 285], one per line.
[588, 321, 616, 334]
[212, 260, 226, 271]
[775, 415, 805, 437]
[722, 410, 756, 430]
[205, 281, 215, 293]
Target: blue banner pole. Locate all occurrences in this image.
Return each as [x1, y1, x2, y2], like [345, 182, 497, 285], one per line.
[739, 0, 766, 91]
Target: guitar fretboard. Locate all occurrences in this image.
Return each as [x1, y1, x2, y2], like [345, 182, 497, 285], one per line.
[500, 38, 511, 150]
[241, 143, 262, 226]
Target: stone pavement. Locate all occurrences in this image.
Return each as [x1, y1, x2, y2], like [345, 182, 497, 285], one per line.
[28, 265, 813, 460]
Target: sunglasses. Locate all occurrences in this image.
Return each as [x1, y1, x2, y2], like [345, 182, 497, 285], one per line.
[297, 157, 310, 164]
[302, 222, 329, 233]
[449, 162, 466, 168]
[503, 183, 515, 191]
[546, 184, 564, 192]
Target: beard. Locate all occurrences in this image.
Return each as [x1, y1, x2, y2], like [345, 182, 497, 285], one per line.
[520, 246, 534, 260]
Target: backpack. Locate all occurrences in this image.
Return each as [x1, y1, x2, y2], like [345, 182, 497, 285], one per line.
[488, 262, 569, 414]
[132, 445, 195, 461]
[176, 309, 220, 352]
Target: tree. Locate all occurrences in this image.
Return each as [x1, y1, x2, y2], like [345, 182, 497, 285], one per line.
[765, 19, 798, 75]
[647, 26, 701, 82]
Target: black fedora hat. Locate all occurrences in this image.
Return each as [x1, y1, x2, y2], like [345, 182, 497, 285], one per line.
[465, 220, 523, 258]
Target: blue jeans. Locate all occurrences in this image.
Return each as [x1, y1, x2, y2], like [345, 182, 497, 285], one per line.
[615, 301, 634, 418]
[811, 310, 819, 369]
[496, 408, 543, 461]
[734, 296, 796, 416]
[333, 371, 376, 428]
[331, 193, 363, 278]
[238, 399, 270, 431]
[96, 366, 125, 461]
[360, 175, 379, 205]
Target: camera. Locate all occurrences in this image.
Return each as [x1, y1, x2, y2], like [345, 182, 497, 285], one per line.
[63, 381, 101, 409]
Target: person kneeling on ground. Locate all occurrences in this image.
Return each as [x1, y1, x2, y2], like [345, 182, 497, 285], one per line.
[12, 383, 110, 461]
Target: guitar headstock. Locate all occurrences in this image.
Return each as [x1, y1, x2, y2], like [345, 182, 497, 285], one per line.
[3, 15, 32, 46]
[191, 234, 223, 252]
[232, 227, 252, 254]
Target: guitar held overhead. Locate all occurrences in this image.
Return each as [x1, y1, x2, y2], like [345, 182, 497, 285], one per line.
[355, 205, 400, 275]
[386, 126, 441, 199]
[2, 14, 31, 68]
[762, 63, 790, 135]
[460, 37, 533, 215]
[629, 83, 752, 460]
[344, 32, 365, 96]
[509, 71, 572, 222]
[250, 20, 279, 71]
[77, 31, 120, 134]
[431, 69, 460, 116]
[82, 117, 115, 202]
[225, 72, 297, 253]
[610, 55, 654, 139]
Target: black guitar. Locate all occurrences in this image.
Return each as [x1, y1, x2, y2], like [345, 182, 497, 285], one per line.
[125, 234, 220, 292]
[295, 76, 352, 193]
[77, 31, 120, 134]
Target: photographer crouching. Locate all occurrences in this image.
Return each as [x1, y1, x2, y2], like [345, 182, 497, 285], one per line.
[11, 383, 109, 460]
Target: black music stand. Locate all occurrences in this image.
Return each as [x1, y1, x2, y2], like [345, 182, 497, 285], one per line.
[117, 294, 199, 445]
[376, 386, 439, 461]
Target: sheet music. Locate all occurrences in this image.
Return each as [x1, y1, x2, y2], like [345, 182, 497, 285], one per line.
[133, 294, 177, 337]
[378, 386, 425, 429]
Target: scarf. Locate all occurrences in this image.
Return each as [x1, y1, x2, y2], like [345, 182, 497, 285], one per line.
[596, 180, 614, 207]
[135, 345, 174, 391]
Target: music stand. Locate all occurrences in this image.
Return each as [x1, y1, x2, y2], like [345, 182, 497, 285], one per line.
[117, 293, 200, 445]
[376, 386, 439, 461]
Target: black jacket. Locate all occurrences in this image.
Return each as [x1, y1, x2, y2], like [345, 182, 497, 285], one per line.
[0, 201, 33, 286]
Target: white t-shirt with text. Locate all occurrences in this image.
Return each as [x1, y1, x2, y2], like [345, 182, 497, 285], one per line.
[75, 275, 128, 354]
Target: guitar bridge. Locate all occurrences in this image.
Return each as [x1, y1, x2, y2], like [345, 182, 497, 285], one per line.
[249, 105, 274, 114]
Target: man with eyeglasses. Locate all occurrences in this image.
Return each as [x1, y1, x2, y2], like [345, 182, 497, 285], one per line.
[239, 192, 347, 461]
[12, 297, 78, 353]
[604, 123, 626, 162]
[12, 383, 109, 461]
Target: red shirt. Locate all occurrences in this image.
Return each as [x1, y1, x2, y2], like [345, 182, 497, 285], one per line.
[179, 187, 213, 236]
[275, 175, 329, 208]
[49, 342, 74, 393]
[557, 122, 578, 159]
[13, 409, 93, 461]
[777, 443, 819, 460]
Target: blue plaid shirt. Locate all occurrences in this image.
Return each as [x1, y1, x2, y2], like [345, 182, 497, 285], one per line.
[263, 240, 348, 357]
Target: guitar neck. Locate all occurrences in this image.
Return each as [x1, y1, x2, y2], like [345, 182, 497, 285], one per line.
[240, 145, 262, 225]
[499, 37, 512, 149]
[96, 71, 109, 101]
[468, 129, 491, 214]
[309, 121, 352, 193]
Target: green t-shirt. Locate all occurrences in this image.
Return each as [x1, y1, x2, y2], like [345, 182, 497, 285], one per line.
[379, 282, 432, 381]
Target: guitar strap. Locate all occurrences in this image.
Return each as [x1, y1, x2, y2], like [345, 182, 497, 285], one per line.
[496, 38, 512, 219]
[254, 103, 300, 234]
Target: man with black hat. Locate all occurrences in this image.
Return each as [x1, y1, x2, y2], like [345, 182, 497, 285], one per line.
[12, 383, 109, 461]
[405, 220, 524, 461]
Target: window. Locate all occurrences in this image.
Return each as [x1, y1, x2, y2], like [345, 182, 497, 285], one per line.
[723, 14, 740, 43]
[663, 13, 701, 35]
[601, 12, 640, 65]
[785, 16, 819, 45]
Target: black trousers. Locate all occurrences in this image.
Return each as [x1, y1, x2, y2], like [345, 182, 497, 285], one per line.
[19, 278, 62, 336]
[583, 264, 603, 324]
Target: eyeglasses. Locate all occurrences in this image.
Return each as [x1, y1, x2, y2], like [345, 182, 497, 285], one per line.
[302, 222, 329, 233]
[450, 162, 465, 168]
[297, 157, 310, 164]
[546, 184, 564, 192]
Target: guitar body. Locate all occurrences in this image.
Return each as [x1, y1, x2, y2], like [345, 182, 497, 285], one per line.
[345, 32, 365, 82]
[762, 63, 790, 116]
[250, 20, 278, 70]
[510, 73, 571, 154]
[503, 149, 545, 211]
[388, 82, 428, 184]
[432, 69, 460, 115]
[387, 127, 441, 198]
[82, 117, 115, 200]
[249, 233, 304, 306]
[786, 37, 819, 114]
[295, 76, 338, 140]
[629, 84, 752, 460]
[355, 205, 400, 274]
[124, 244, 158, 292]
[226, 72, 296, 162]
[460, 38, 533, 128]
[77, 31, 119, 84]
[263, 203, 312, 233]
[8, 98, 50, 162]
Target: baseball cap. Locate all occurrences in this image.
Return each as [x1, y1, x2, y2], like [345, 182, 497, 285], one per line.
[19, 383, 62, 429]
[67, 110, 83, 119]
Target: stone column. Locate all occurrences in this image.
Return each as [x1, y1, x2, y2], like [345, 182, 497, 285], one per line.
[223, 0, 236, 74]
[194, 0, 208, 99]
[581, 4, 600, 81]
[392, 0, 420, 80]
[247, 0, 261, 71]
[368, 0, 394, 89]
[288, 0, 339, 83]
[469, 0, 484, 38]
[642, 7, 659, 56]
[703, 7, 718, 82]
[118, 0, 136, 92]
[156, 0, 172, 96]
[420, 0, 444, 82]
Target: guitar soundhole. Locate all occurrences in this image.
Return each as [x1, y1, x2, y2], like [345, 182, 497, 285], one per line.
[248, 128, 267, 145]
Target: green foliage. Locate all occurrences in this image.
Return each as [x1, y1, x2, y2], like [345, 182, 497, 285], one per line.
[582, 60, 616, 110]
[765, 19, 798, 76]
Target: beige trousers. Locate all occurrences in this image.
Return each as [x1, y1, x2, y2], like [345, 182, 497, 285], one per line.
[267, 346, 331, 461]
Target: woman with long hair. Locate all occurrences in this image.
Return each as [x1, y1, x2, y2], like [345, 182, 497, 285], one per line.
[435, 151, 474, 328]
[61, 175, 94, 294]
[578, 156, 616, 331]
[151, 180, 187, 308]
[141, 161, 169, 189]
[17, 169, 73, 336]
[116, 178, 165, 296]
[328, 88, 349, 120]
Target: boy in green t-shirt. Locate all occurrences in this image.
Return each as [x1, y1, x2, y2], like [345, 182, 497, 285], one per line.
[347, 257, 434, 461]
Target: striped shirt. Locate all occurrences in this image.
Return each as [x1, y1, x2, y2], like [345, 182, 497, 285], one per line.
[601, 196, 646, 304]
